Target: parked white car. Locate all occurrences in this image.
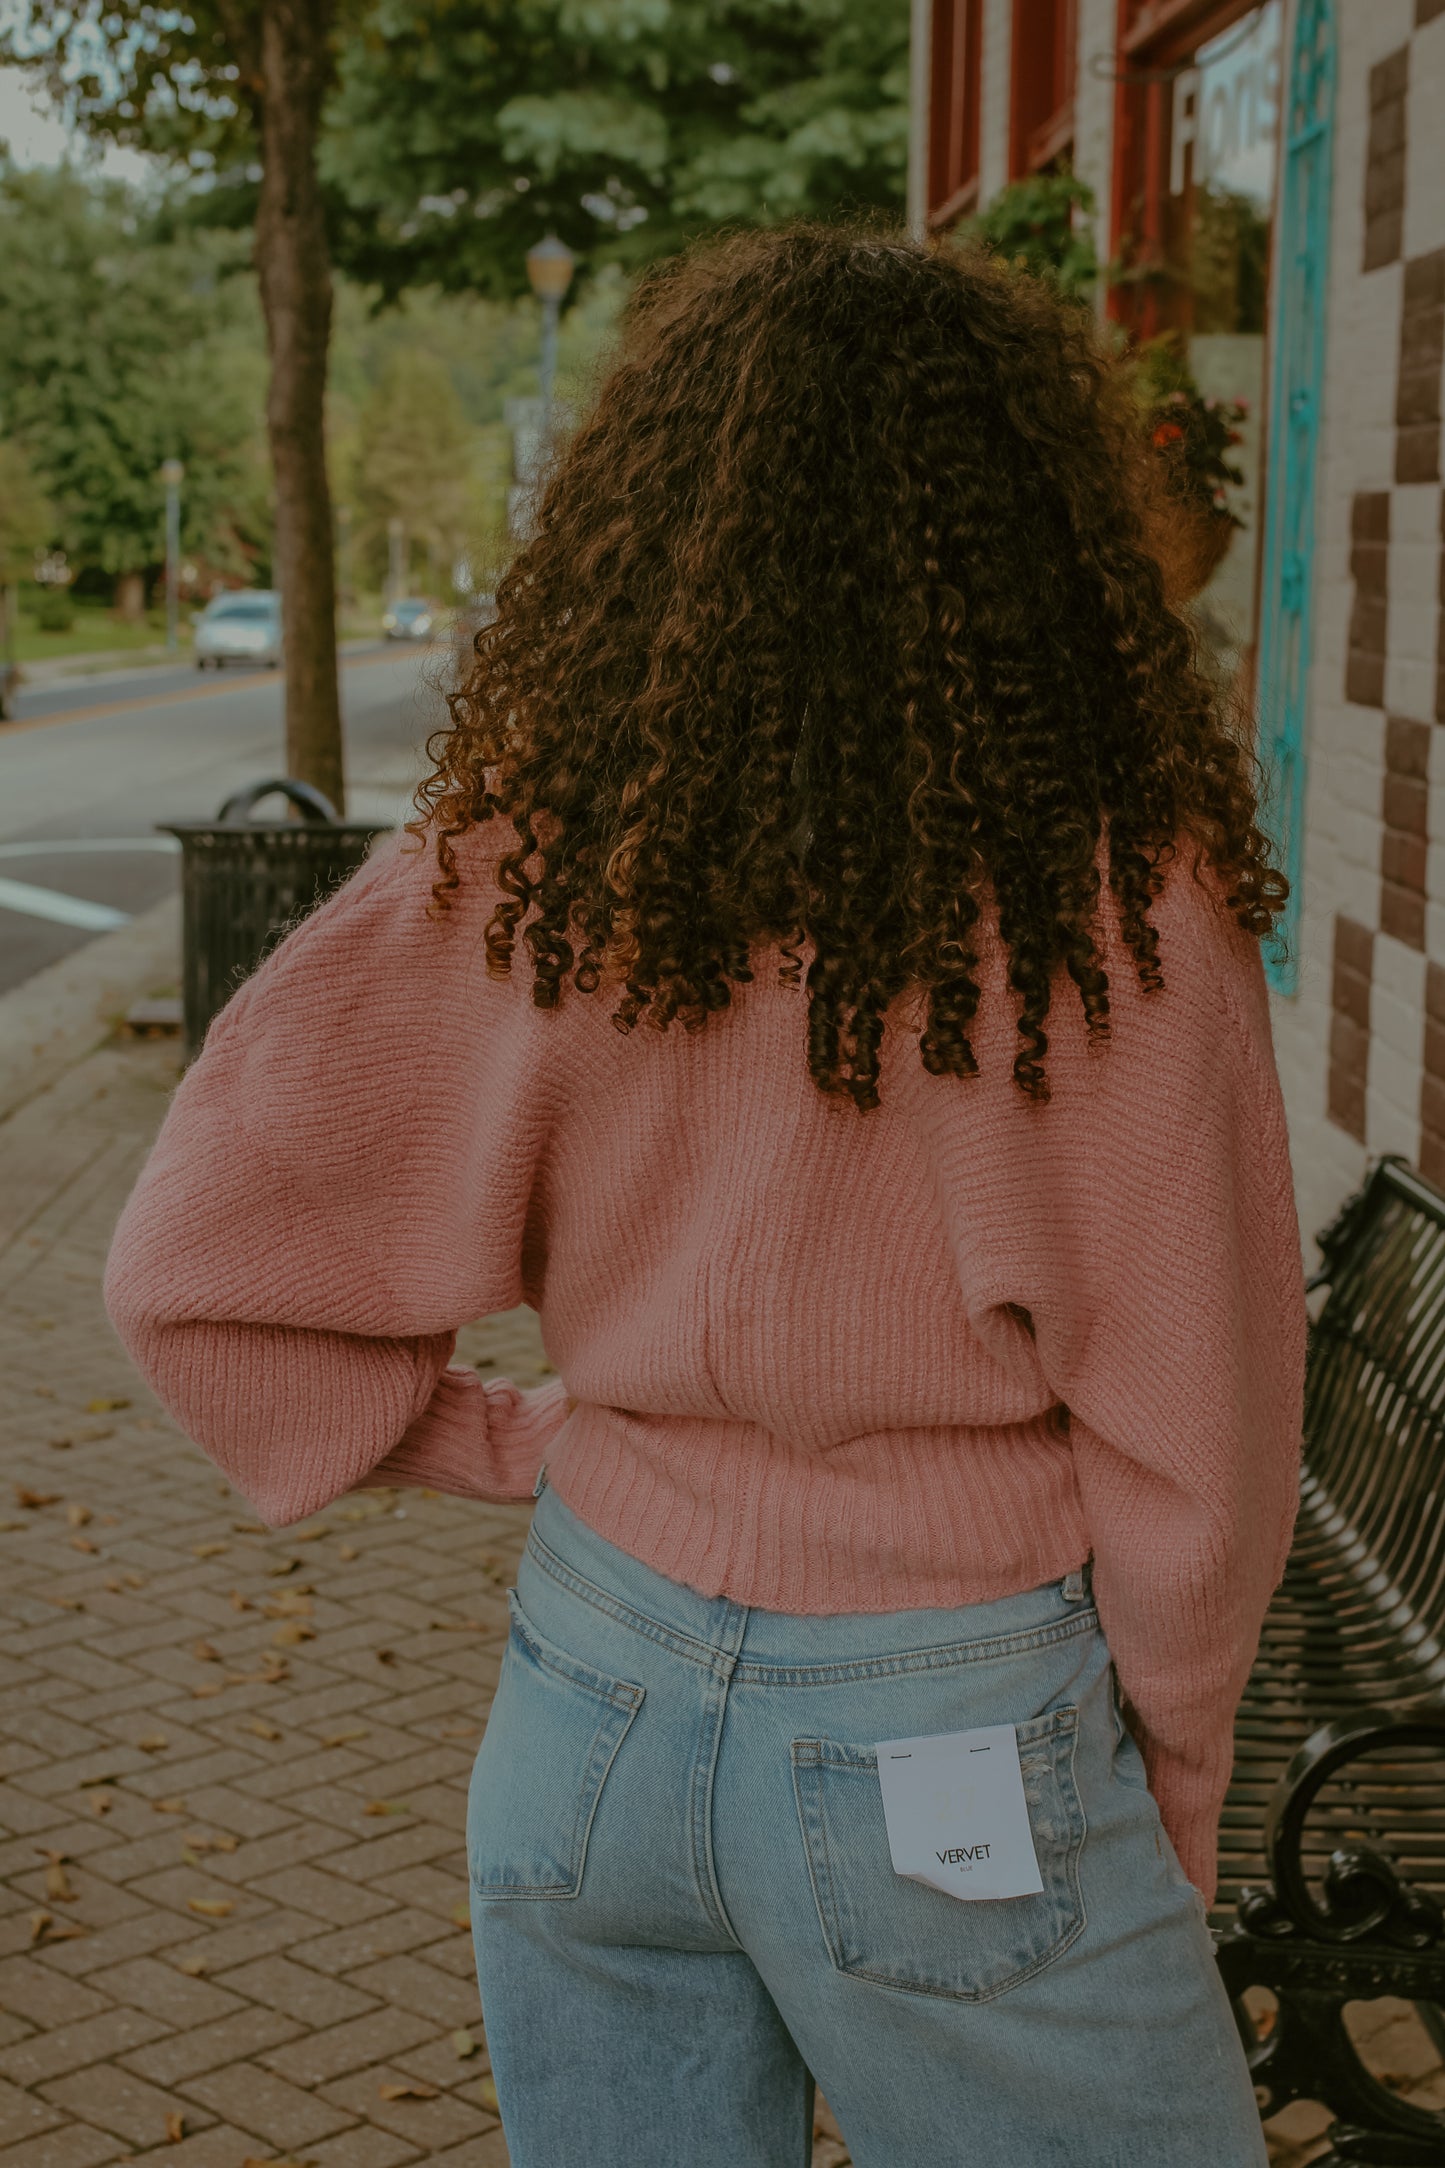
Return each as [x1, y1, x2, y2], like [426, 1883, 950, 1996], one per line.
[194, 590, 282, 669]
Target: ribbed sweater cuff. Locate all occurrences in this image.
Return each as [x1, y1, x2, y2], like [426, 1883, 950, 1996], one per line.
[363, 1370, 570, 1503]
[1145, 1749, 1225, 1909]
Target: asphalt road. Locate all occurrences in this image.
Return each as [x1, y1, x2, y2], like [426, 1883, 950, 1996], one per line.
[0, 643, 451, 998]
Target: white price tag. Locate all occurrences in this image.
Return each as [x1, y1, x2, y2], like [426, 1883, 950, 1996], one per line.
[874, 1723, 1044, 1902]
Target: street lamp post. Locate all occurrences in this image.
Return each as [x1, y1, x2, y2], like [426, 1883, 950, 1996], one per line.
[525, 236, 577, 444]
[160, 459, 184, 653]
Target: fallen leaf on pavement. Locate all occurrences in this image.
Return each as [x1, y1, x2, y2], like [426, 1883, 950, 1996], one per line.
[192, 1640, 220, 1663]
[376, 1649, 398, 1667]
[42, 1853, 75, 1902]
[28, 1910, 83, 1945]
[450, 1897, 471, 1929]
[70, 1535, 100, 1554]
[122, 1571, 146, 1589]
[292, 1523, 329, 1542]
[165, 2111, 186, 2142]
[182, 1830, 239, 1853]
[478, 2075, 500, 2113]
[66, 1504, 92, 1527]
[190, 1683, 224, 1700]
[175, 1952, 209, 1976]
[15, 1487, 58, 1509]
[264, 1589, 312, 1616]
[272, 1622, 315, 1646]
[152, 1797, 188, 1815]
[244, 1717, 282, 1742]
[268, 1558, 301, 1577]
[44, 1594, 86, 1611]
[191, 1542, 227, 1559]
[378, 2081, 439, 2101]
[137, 1734, 168, 1754]
[86, 1397, 130, 1413]
[231, 1521, 269, 1535]
[47, 1439, 72, 1451]
[186, 1896, 234, 1918]
[229, 1589, 252, 1612]
[451, 2028, 479, 2058]
[88, 1789, 116, 1816]
[364, 1801, 407, 1817]
[0, 1518, 26, 1531]
[321, 1726, 368, 1748]
[337, 1544, 360, 1561]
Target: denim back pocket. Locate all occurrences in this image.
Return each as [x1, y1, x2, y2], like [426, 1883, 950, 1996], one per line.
[791, 1704, 1086, 2002]
[468, 1590, 643, 1901]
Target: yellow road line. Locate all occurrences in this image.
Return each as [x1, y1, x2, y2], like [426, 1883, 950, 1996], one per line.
[0, 648, 410, 740]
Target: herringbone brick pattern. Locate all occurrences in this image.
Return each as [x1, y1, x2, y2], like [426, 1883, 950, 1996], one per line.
[0, 1030, 541, 2165]
[0, 1023, 1425, 2167]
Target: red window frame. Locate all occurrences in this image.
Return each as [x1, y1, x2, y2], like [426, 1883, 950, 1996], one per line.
[1010, 0, 1078, 178]
[927, 0, 984, 227]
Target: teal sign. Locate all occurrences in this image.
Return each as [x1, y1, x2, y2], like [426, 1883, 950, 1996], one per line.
[1258, 0, 1335, 996]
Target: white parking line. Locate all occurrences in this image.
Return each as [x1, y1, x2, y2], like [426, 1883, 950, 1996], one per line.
[0, 877, 131, 931]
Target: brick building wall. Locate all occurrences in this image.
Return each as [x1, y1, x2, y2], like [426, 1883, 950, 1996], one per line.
[1267, 0, 1445, 1254]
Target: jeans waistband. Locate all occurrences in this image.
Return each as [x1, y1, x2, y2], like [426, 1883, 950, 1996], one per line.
[522, 1482, 1096, 1673]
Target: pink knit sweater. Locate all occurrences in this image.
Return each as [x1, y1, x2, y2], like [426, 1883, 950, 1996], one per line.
[104, 823, 1306, 1903]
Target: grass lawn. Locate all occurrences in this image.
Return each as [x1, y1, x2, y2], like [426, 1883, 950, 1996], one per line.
[7, 601, 191, 665]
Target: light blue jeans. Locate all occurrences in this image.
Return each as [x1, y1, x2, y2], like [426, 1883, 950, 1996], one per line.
[467, 1482, 1266, 2168]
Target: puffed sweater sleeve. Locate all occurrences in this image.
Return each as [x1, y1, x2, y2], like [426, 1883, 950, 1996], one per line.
[102, 831, 570, 1527]
[943, 853, 1308, 1904]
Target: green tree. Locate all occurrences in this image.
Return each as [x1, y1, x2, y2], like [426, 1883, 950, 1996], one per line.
[350, 350, 476, 591]
[0, 165, 267, 612]
[0, 1, 360, 809]
[324, 0, 910, 302]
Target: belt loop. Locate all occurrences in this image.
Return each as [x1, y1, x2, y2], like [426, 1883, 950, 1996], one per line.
[532, 1461, 549, 1500]
[1061, 1558, 1091, 1603]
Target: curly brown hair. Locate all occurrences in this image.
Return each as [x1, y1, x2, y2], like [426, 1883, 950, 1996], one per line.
[417, 219, 1289, 1111]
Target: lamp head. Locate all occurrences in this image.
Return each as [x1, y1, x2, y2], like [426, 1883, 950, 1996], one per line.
[160, 459, 185, 487]
[525, 234, 576, 301]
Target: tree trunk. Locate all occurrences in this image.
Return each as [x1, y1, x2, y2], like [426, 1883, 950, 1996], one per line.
[254, 0, 344, 813]
[113, 569, 146, 623]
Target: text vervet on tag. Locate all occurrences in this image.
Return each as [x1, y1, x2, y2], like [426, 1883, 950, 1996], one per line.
[874, 1722, 1045, 1901]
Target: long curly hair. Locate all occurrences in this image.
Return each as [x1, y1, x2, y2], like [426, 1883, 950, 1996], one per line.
[417, 219, 1288, 1111]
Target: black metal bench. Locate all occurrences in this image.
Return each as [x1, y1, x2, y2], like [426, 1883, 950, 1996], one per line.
[1212, 1154, 1445, 2165]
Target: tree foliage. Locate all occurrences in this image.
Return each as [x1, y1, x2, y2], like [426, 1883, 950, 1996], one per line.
[0, 437, 53, 583]
[349, 349, 476, 587]
[0, 163, 269, 584]
[323, 0, 910, 301]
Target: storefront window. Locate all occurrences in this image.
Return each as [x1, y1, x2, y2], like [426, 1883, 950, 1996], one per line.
[1116, 1, 1282, 687]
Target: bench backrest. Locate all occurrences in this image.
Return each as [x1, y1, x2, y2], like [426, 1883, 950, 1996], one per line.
[1305, 1154, 1445, 1673]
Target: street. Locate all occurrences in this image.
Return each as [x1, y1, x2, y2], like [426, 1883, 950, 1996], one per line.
[0, 646, 439, 998]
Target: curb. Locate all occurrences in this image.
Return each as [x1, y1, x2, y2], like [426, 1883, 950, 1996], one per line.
[0, 896, 181, 1125]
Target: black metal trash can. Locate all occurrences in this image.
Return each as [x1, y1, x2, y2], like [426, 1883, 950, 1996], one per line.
[162, 778, 392, 1061]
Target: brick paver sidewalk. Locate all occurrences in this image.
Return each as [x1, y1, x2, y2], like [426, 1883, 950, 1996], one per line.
[0, 999, 1425, 2165]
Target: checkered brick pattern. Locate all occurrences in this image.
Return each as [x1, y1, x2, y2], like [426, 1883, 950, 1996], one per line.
[1327, 3, 1445, 1188]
